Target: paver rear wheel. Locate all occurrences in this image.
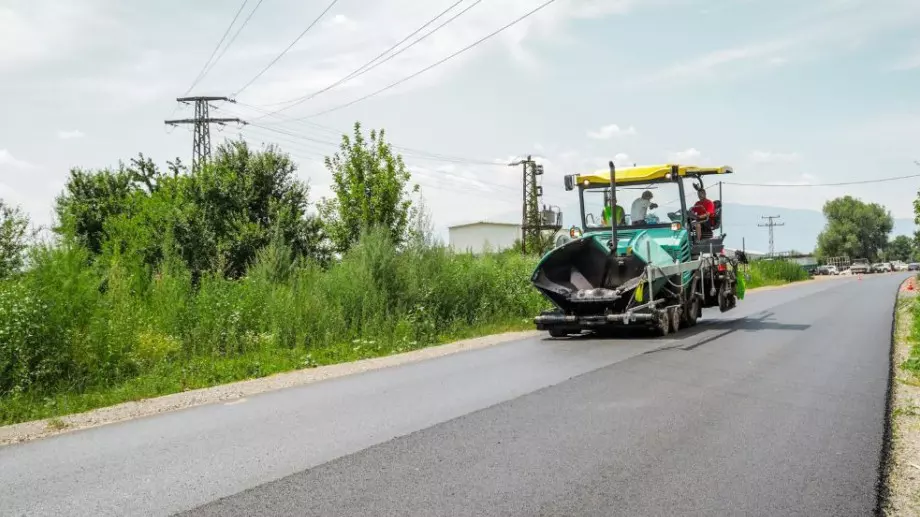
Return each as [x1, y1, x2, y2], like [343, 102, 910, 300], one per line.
[685, 296, 699, 327]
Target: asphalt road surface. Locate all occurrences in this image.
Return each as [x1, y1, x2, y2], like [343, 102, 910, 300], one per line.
[0, 274, 902, 516]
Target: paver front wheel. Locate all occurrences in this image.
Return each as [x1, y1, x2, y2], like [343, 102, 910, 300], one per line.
[655, 310, 671, 337]
[668, 307, 681, 334]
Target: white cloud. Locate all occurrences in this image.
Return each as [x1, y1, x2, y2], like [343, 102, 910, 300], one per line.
[230, 0, 647, 108]
[749, 150, 801, 164]
[326, 14, 358, 31]
[0, 149, 35, 169]
[669, 148, 701, 162]
[57, 130, 85, 140]
[613, 152, 634, 168]
[889, 48, 920, 71]
[630, 0, 920, 86]
[0, 1, 114, 71]
[587, 124, 637, 140]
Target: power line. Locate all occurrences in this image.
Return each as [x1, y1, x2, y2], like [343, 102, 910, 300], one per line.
[227, 128, 513, 201]
[234, 0, 340, 97]
[218, 102, 513, 170]
[233, 124, 520, 195]
[183, 0, 250, 95]
[258, 0, 479, 117]
[296, 0, 560, 119]
[222, 102, 504, 166]
[246, 120, 505, 167]
[200, 0, 266, 80]
[723, 173, 920, 187]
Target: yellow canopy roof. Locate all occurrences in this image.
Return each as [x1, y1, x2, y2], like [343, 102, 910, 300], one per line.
[574, 164, 733, 188]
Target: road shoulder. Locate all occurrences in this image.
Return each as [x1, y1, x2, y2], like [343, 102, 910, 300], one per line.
[0, 330, 539, 447]
[883, 278, 920, 516]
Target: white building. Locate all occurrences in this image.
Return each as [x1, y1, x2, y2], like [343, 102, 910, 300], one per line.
[448, 221, 521, 254]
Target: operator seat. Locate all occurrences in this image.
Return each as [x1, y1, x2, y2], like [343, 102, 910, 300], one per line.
[711, 200, 722, 230]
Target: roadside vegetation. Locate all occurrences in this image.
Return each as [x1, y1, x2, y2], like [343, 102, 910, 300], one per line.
[884, 280, 920, 515]
[0, 123, 547, 425]
[745, 259, 810, 289]
[0, 122, 815, 426]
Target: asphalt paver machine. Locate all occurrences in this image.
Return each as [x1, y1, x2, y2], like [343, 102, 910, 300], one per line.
[531, 162, 748, 337]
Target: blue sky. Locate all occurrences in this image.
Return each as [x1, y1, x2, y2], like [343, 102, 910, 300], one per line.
[1, 0, 919, 245]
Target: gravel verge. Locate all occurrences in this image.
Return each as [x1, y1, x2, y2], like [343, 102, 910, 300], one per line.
[883, 278, 920, 516]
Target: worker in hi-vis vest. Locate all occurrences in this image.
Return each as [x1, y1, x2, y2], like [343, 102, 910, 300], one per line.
[601, 190, 625, 226]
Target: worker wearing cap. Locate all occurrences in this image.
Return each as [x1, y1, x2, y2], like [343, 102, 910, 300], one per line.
[630, 190, 658, 225]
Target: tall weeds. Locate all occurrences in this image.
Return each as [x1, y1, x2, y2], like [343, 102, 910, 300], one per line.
[746, 259, 809, 288]
[0, 228, 542, 423]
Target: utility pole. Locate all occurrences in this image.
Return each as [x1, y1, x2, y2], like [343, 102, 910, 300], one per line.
[758, 215, 784, 256]
[510, 155, 543, 253]
[164, 96, 245, 172]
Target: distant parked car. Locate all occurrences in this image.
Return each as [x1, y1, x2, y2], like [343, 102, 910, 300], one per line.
[850, 259, 871, 275]
[826, 265, 839, 275]
[909, 263, 920, 272]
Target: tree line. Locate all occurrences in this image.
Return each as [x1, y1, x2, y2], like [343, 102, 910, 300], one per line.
[0, 122, 428, 280]
[816, 195, 916, 263]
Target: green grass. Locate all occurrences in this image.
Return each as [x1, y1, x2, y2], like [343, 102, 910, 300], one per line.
[745, 259, 811, 289]
[0, 319, 531, 425]
[0, 231, 544, 426]
[901, 279, 920, 377]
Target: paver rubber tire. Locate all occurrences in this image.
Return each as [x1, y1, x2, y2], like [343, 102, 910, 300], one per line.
[669, 307, 681, 334]
[655, 310, 671, 337]
[683, 297, 699, 328]
[718, 291, 730, 312]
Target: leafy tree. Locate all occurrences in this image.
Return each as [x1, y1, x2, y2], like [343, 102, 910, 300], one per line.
[55, 141, 327, 277]
[407, 193, 438, 249]
[176, 139, 327, 277]
[886, 235, 914, 262]
[319, 122, 419, 253]
[55, 165, 136, 253]
[0, 201, 30, 278]
[816, 196, 893, 261]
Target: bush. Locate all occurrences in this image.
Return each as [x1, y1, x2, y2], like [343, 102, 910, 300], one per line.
[746, 259, 809, 288]
[0, 230, 543, 424]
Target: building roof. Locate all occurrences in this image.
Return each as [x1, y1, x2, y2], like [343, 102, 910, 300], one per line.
[447, 220, 521, 230]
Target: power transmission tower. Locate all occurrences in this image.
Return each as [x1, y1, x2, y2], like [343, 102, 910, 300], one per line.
[758, 215, 784, 256]
[164, 96, 245, 172]
[506, 156, 563, 254]
[509, 155, 543, 253]
[509, 155, 544, 253]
